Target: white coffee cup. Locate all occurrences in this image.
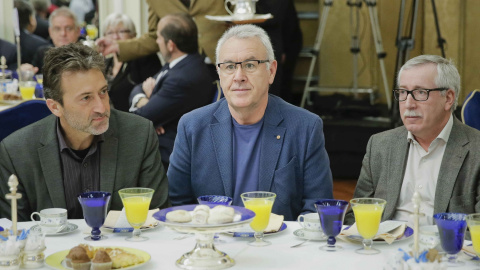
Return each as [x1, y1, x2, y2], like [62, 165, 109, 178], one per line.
[297, 213, 323, 232]
[30, 208, 67, 234]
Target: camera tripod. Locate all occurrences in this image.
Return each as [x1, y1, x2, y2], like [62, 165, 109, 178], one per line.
[300, 0, 391, 110]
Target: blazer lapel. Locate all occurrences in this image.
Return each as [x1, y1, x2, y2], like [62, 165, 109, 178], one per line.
[211, 101, 234, 197]
[258, 97, 285, 191]
[38, 116, 66, 208]
[384, 127, 410, 220]
[99, 117, 118, 195]
[434, 118, 469, 213]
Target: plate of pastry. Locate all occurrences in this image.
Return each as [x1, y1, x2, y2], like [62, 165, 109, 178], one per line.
[45, 244, 150, 270]
[154, 204, 255, 233]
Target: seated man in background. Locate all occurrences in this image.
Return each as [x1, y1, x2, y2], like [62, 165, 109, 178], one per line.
[345, 55, 480, 226]
[167, 24, 333, 221]
[129, 13, 214, 169]
[0, 43, 169, 221]
[14, 0, 49, 65]
[32, 7, 81, 73]
[102, 13, 161, 112]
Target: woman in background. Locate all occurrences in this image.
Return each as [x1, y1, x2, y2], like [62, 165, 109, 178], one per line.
[102, 13, 161, 111]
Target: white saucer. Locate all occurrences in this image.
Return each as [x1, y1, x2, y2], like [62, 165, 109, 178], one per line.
[293, 229, 327, 241]
[31, 223, 78, 236]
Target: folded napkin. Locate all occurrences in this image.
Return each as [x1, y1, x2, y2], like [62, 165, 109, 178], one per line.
[462, 245, 477, 257]
[340, 220, 406, 244]
[264, 213, 284, 233]
[103, 208, 159, 231]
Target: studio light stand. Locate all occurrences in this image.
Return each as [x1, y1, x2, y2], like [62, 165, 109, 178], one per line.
[300, 0, 391, 111]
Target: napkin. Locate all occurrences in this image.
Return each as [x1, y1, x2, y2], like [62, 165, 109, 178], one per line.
[340, 220, 406, 244]
[102, 208, 159, 232]
[264, 213, 284, 233]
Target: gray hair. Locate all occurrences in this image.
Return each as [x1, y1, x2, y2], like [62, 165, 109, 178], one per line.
[215, 24, 275, 70]
[49, 6, 79, 28]
[102, 13, 137, 38]
[397, 54, 460, 112]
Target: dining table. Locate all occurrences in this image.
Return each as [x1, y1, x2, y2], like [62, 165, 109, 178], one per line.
[15, 219, 478, 269]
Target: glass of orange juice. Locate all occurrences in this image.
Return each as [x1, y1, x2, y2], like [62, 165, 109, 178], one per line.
[118, 188, 154, 242]
[240, 191, 276, 247]
[466, 214, 480, 261]
[19, 81, 37, 100]
[350, 198, 386, 255]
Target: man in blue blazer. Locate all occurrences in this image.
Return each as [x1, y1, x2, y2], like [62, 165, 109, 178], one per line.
[168, 24, 333, 221]
[129, 13, 214, 169]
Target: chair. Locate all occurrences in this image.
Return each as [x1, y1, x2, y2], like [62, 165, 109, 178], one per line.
[461, 89, 480, 131]
[211, 80, 224, 103]
[0, 99, 51, 141]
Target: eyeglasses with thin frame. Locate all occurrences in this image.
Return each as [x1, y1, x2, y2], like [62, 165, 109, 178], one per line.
[51, 26, 76, 33]
[217, 59, 270, 74]
[392, 88, 448, 101]
[105, 29, 131, 37]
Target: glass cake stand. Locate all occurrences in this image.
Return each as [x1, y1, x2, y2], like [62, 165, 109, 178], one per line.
[154, 204, 255, 270]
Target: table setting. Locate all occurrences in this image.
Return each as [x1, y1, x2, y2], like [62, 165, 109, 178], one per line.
[2, 175, 480, 269]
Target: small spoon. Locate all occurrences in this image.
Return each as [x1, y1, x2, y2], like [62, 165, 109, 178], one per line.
[290, 239, 309, 248]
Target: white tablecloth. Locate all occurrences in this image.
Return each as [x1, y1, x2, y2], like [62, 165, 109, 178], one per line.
[16, 220, 478, 269]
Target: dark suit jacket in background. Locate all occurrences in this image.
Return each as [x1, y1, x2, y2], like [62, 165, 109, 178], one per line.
[0, 110, 169, 221]
[19, 30, 49, 64]
[130, 53, 214, 166]
[32, 43, 53, 73]
[168, 95, 334, 221]
[106, 54, 161, 112]
[34, 15, 50, 40]
[0, 39, 18, 70]
[344, 117, 480, 225]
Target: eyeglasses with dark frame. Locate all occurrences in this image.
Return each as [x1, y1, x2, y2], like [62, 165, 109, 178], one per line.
[392, 88, 448, 101]
[217, 59, 270, 74]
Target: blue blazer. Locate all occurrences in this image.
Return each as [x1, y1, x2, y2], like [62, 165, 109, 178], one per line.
[130, 53, 213, 165]
[168, 95, 333, 221]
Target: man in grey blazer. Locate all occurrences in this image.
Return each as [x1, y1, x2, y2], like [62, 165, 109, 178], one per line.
[345, 55, 480, 226]
[0, 43, 169, 221]
[167, 25, 333, 221]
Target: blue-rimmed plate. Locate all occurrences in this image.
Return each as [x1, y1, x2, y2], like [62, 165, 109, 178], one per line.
[346, 226, 414, 244]
[153, 205, 255, 229]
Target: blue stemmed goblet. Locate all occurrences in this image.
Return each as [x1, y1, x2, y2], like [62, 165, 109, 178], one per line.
[433, 212, 467, 267]
[315, 199, 349, 252]
[197, 195, 233, 206]
[78, 191, 111, 241]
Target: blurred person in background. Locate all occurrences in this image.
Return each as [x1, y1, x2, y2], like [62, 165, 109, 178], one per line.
[32, 6, 81, 73]
[31, 0, 51, 40]
[14, 0, 49, 64]
[102, 13, 161, 112]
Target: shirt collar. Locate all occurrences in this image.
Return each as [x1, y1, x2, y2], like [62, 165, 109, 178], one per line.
[56, 118, 105, 151]
[168, 54, 188, 69]
[407, 114, 454, 143]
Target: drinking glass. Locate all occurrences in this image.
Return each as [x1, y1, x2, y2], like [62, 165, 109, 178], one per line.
[35, 74, 43, 85]
[240, 191, 276, 247]
[19, 81, 37, 100]
[467, 214, 480, 261]
[315, 199, 348, 252]
[434, 213, 467, 267]
[118, 188, 154, 242]
[197, 195, 233, 205]
[78, 191, 111, 241]
[350, 198, 386, 255]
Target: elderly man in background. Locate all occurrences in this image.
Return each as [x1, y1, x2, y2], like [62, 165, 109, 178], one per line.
[129, 13, 213, 170]
[0, 43, 169, 221]
[345, 55, 480, 226]
[32, 6, 81, 73]
[167, 24, 333, 221]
